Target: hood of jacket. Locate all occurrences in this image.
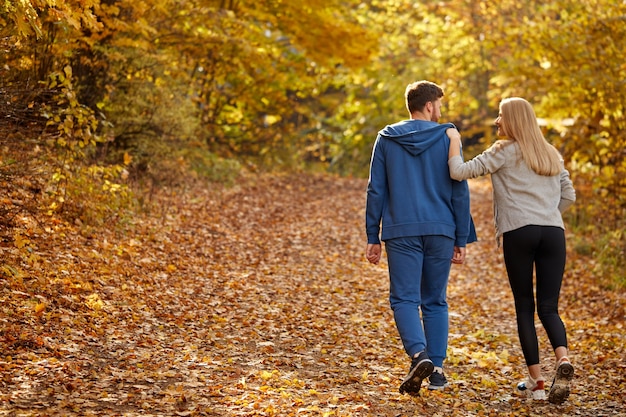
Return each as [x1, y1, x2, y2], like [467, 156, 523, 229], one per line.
[379, 120, 456, 156]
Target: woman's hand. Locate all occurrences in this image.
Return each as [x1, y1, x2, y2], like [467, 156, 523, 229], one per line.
[447, 128, 462, 160]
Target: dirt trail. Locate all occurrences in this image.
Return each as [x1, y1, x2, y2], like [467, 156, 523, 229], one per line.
[1, 174, 624, 416]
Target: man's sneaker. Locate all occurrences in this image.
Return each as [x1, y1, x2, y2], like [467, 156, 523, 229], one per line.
[399, 351, 434, 395]
[548, 359, 574, 404]
[428, 368, 449, 390]
[517, 377, 547, 400]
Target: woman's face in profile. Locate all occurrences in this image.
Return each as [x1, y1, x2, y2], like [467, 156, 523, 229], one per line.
[495, 112, 506, 137]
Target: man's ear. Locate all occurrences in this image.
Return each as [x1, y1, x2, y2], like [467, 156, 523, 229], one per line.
[425, 101, 433, 115]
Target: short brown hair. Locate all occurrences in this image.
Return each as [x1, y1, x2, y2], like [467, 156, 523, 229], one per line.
[405, 81, 444, 114]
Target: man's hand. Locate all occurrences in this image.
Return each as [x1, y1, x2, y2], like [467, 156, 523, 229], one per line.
[366, 243, 382, 265]
[451, 246, 466, 264]
[447, 128, 462, 160]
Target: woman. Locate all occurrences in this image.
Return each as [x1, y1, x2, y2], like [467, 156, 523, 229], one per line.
[447, 97, 576, 403]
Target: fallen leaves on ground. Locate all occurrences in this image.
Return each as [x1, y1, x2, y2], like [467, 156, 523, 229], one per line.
[1, 173, 624, 416]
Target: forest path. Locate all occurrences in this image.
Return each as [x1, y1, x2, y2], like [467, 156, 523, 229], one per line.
[1, 174, 624, 416]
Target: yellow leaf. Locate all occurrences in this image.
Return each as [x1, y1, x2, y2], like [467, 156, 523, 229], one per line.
[260, 370, 278, 380]
[85, 293, 104, 310]
[361, 370, 369, 381]
[14, 233, 28, 249]
[34, 302, 46, 315]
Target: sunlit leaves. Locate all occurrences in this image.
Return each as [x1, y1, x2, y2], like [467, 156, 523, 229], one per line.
[1, 0, 103, 39]
[1, 174, 623, 416]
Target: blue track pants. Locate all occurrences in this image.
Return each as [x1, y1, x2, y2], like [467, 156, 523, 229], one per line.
[385, 235, 454, 367]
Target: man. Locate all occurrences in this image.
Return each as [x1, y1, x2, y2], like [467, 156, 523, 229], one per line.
[365, 80, 475, 395]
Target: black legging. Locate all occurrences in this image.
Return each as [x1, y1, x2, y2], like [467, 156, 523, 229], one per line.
[503, 225, 568, 366]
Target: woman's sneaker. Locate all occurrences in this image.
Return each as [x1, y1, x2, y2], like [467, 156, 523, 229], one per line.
[399, 351, 434, 395]
[517, 377, 547, 400]
[428, 368, 449, 390]
[548, 359, 574, 404]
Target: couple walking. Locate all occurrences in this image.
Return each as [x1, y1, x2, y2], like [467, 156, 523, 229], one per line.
[365, 81, 576, 403]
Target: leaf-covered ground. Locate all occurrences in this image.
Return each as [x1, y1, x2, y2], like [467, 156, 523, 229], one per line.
[1, 173, 624, 416]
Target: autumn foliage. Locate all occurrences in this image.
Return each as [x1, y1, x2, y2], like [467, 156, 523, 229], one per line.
[1, 173, 624, 416]
[2, 0, 624, 282]
[1, 1, 625, 414]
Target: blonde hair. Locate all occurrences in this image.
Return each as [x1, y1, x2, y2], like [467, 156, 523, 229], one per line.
[499, 97, 562, 176]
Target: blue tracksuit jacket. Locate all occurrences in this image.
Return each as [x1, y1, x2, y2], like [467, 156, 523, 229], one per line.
[366, 119, 476, 247]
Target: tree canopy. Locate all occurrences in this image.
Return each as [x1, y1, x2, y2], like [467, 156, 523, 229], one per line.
[1, 0, 625, 279]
